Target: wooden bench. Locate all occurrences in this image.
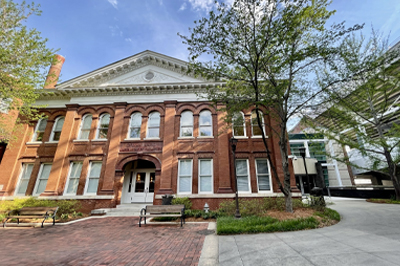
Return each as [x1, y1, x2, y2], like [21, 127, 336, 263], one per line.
[139, 205, 185, 227]
[2, 207, 59, 228]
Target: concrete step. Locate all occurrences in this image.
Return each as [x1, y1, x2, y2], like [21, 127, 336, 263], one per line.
[91, 203, 152, 217]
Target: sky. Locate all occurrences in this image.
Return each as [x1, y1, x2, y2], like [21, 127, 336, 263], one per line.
[14, 0, 400, 83]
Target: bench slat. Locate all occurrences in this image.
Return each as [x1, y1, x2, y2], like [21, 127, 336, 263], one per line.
[141, 214, 182, 217]
[7, 215, 47, 219]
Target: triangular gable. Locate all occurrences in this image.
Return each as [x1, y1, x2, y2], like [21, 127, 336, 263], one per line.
[56, 50, 204, 89]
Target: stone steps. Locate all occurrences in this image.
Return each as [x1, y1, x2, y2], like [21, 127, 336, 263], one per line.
[91, 203, 151, 217]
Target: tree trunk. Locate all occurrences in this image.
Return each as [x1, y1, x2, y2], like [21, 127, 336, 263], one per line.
[285, 190, 293, 212]
[279, 129, 293, 213]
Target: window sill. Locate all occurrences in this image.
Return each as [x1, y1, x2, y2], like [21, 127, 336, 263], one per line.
[44, 141, 59, 144]
[233, 136, 248, 139]
[123, 138, 141, 141]
[144, 137, 161, 140]
[178, 137, 195, 140]
[251, 135, 268, 139]
[197, 136, 214, 139]
[73, 139, 90, 142]
[92, 139, 107, 142]
[26, 142, 42, 145]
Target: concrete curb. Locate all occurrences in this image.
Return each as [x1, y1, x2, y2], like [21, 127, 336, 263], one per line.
[199, 222, 219, 266]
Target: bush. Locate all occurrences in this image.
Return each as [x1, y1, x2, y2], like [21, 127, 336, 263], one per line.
[216, 215, 319, 235]
[172, 197, 192, 210]
[315, 208, 341, 222]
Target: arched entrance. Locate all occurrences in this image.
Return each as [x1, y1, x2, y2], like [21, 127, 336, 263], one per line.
[121, 159, 157, 203]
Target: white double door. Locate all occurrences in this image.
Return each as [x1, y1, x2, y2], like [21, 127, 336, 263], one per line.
[125, 169, 155, 203]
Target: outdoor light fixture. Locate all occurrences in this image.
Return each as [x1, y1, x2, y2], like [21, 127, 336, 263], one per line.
[203, 203, 209, 213]
[230, 137, 241, 219]
[298, 147, 311, 194]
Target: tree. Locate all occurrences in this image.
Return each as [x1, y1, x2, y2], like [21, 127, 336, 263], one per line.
[179, 0, 361, 212]
[0, 0, 57, 141]
[309, 31, 400, 199]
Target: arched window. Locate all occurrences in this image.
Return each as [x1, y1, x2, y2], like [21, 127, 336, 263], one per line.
[251, 110, 265, 136]
[32, 118, 47, 142]
[147, 112, 160, 138]
[180, 111, 193, 137]
[199, 110, 212, 137]
[232, 112, 246, 137]
[78, 114, 92, 140]
[50, 116, 65, 141]
[96, 113, 110, 139]
[129, 112, 142, 139]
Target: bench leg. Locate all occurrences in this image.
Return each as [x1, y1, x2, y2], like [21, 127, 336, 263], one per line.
[3, 218, 9, 228]
[53, 217, 55, 226]
[144, 217, 146, 225]
[181, 217, 183, 227]
[41, 218, 46, 228]
[17, 218, 19, 225]
[139, 217, 142, 227]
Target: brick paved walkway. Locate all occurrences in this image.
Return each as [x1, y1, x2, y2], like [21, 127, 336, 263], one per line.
[0, 217, 209, 266]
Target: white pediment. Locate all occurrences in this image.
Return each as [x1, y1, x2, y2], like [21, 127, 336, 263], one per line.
[56, 50, 205, 89]
[100, 65, 199, 86]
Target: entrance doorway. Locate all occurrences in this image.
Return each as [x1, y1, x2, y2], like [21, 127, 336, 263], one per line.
[122, 160, 156, 203]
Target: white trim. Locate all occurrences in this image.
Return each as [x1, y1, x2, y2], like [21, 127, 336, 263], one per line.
[199, 110, 213, 137]
[14, 163, 34, 196]
[196, 136, 214, 139]
[232, 111, 246, 137]
[63, 161, 83, 195]
[124, 138, 140, 141]
[128, 112, 142, 139]
[154, 192, 303, 199]
[144, 137, 161, 140]
[177, 159, 193, 194]
[180, 110, 193, 137]
[33, 163, 52, 196]
[84, 161, 102, 195]
[32, 118, 47, 142]
[236, 159, 251, 193]
[198, 159, 213, 194]
[78, 114, 93, 140]
[73, 139, 90, 143]
[146, 111, 160, 138]
[177, 137, 195, 140]
[255, 159, 273, 193]
[26, 141, 42, 145]
[91, 139, 107, 142]
[49, 116, 65, 142]
[95, 113, 110, 140]
[251, 110, 266, 137]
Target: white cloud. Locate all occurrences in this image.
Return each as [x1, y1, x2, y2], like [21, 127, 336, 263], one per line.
[179, 2, 187, 11]
[107, 0, 118, 9]
[187, 0, 215, 12]
[158, 0, 163, 5]
[109, 25, 123, 37]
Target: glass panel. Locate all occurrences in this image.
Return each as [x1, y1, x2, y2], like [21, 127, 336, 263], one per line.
[23, 164, 34, 179]
[98, 129, 108, 139]
[17, 180, 29, 195]
[233, 126, 245, 136]
[200, 111, 212, 125]
[252, 111, 264, 136]
[179, 160, 192, 175]
[40, 164, 52, 180]
[289, 143, 305, 157]
[52, 132, 61, 141]
[100, 114, 110, 127]
[38, 119, 48, 131]
[89, 162, 102, 177]
[36, 132, 45, 141]
[67, 178, 79, 194]
[80, 130, 90, 140]
[200, 160, 212, 175]
[147, 128, 159, 138]
[149, 173, 155, 193]
[70, 162, 83, 178]
[82, 115, 92, 129]
[252, 125, 262, 136]
[200, 176, 212, 192]
[130, 127, 141, 138]
[200, 126, 212, 136]
[128, 174, 133, 193]
[135, 172, 145, 192]
[237, 176, 249, 191]
[130, 113, 142, 127]
[179, 176, 191, 192]
[55, 117, 64, 131]
[256, 160, 268, 174]
[148, 112, 160, 126]
[36, 180, 48, 194]
[258, 176, 270, 191]
[181, 127, 193, 137]
[87, 178, 99, 193]
[181, 111, 193, 126]
[236, 160, 247, 175]
[309, 142, 327, 161]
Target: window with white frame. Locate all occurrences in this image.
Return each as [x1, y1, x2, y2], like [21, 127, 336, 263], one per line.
[235, 159, 250, 192]
[147, 112, 160, 138]
[64, 162, 83, 195]
[199, 110, 213, 136]
[180, 111, 193, 137]
[178, 159, 192, 193]
[232, 112, 246, 137]
[15, 163, 34, 195]
[50, 116, 65, 141]
[129, 112, 142, 139]
[85, 162, 102, 194]
[34, 163, 52, 195]
[32, 119, 47, 142]
[96, 113, 110, 139]
[251, 110, 265, 136]
[78, 114, 92, 140]
[199, 159, 213, 193]
[256, 159, 271, 191]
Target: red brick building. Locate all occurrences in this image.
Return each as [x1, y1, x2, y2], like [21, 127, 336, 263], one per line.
[0, 51, 298, 212]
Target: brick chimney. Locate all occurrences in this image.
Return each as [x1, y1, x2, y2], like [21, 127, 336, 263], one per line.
[44, 54, 65, 89]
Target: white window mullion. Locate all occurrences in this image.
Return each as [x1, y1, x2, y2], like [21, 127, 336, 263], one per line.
[178, 159, 192, 194]
[199, 159, 213, 193]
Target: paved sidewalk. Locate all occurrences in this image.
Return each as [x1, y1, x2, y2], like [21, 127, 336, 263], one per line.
[218, 198, 400, 266]
[0, 217, 208, 266]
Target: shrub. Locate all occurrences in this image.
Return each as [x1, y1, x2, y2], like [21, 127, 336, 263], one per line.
[172, 197, 192, 210]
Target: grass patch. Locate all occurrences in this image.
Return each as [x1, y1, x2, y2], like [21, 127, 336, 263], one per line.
[217, 215, 319, 235]
[367, 198, 400, 204]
